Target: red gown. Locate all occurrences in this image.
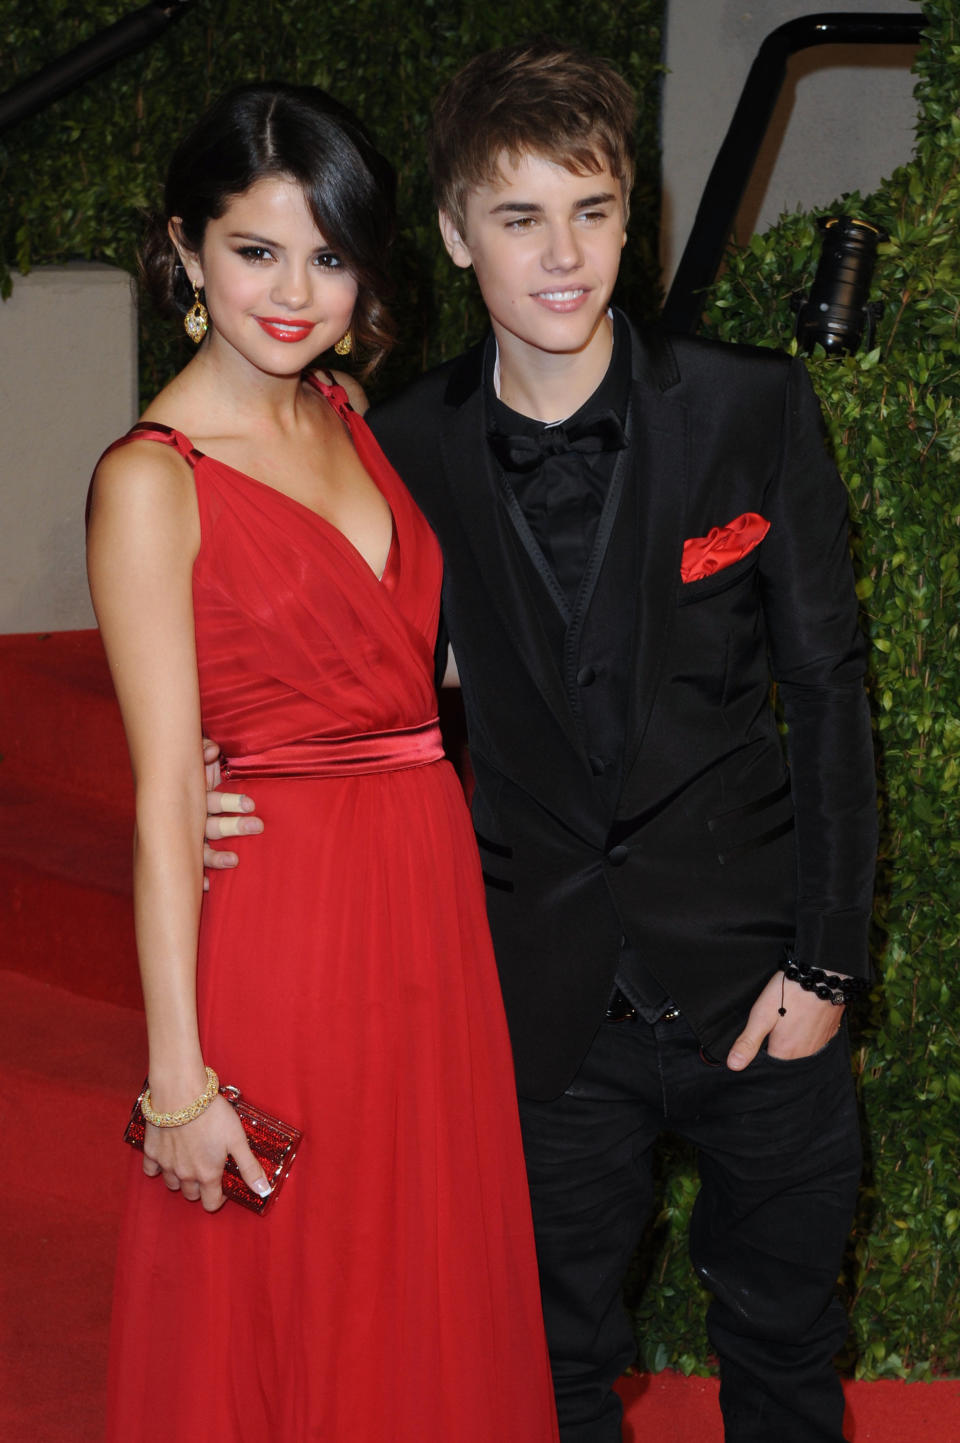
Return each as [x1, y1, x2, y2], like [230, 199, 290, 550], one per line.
[103, 378, 559, 1443]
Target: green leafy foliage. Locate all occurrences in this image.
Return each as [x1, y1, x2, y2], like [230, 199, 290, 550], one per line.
[0, 0, 664, 404]
[636, 0, 960, 1382]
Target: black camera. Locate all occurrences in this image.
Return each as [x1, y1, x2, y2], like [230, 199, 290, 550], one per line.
[794, 215, 886, 355]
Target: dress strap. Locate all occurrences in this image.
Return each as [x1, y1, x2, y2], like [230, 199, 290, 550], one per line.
[306, 369, 353, 425]
[100, 421, 203, 469]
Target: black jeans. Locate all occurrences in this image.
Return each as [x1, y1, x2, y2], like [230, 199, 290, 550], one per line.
[517, 1011, 861, 1443]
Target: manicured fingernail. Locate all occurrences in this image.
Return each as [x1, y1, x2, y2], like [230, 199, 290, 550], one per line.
[240, 818, 264, 833]
[240, 797, 256, 812]
[252, 1179, 272, 1197]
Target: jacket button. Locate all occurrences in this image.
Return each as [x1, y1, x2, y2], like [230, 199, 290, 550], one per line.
[607, 844, 629, 866]
[576, 665, 596, 687]
[589, 755, 607, 776]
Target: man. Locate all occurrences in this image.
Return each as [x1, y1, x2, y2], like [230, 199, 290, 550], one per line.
[208, 40, 877, 1442]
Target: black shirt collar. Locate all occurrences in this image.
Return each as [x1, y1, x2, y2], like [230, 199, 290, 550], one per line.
[486, 310, 631, 439]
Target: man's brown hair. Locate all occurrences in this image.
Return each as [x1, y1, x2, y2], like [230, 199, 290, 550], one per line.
[429, 38, 637, 233]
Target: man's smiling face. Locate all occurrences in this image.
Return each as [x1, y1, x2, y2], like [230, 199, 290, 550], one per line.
[439, 149, 627, 367]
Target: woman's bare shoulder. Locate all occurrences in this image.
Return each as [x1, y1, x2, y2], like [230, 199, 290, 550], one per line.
[89, 424, 200, 557]
[92, 427, 194, 495]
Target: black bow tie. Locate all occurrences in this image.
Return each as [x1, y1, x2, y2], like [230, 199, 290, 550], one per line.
[488, 409, 627, 474]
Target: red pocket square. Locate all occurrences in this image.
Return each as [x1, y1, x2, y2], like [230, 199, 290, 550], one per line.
[681, 512, 770, 583]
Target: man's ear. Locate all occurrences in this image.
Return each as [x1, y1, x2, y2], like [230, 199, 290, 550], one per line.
[438, 210, 473, 270]
[168, 218, 203, 289]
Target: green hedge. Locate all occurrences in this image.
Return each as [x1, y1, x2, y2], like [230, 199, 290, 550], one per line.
[631, 1, 959, 1380]
[0, 0, 664, 403]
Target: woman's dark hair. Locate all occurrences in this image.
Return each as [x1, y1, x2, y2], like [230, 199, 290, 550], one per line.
[141, 82, 397, 373]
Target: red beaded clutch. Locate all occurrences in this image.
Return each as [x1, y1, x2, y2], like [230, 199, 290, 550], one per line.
[123, 1082, 302, 1214]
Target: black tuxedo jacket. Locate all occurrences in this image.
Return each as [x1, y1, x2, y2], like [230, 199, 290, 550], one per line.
[369, 318, 877, 1100]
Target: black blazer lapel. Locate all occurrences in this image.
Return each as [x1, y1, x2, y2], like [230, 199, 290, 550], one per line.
[437, 345, 585, 757]
[620, 328, 688, 789]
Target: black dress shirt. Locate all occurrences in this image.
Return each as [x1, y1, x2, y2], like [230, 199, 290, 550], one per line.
[484, 315, 670, 1022]
[486, 315, 630, 615]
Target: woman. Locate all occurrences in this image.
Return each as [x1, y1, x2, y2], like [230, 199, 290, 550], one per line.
[88, 82, 558, 1442]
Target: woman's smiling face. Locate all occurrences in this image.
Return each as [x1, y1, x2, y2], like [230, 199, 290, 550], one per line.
[173, 175, 358, 376]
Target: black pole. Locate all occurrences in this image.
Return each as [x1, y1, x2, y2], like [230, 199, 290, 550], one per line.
[661, 12, 927, 334]
[0, 0, 195, 135]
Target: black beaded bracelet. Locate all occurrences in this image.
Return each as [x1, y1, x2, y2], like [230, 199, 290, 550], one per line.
[782, 956, 870, 1007]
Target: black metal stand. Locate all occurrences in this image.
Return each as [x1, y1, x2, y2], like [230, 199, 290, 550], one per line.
[0, 0, 195, 135]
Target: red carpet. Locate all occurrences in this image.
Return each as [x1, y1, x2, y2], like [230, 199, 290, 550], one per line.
[2, 630, 958, 1440]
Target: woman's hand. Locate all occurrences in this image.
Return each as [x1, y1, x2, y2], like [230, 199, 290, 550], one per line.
[142, 1094, 271, 1211]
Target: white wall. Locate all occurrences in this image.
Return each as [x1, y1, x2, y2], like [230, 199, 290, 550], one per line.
[0, 264, 137, 632]
[661, 0, 922, 285]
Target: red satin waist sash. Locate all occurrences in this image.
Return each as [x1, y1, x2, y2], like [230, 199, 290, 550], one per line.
[220, 719, 444, 781]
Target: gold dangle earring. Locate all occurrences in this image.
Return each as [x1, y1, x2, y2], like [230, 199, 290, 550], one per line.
[184, 282, 209, 344]
[333, 330, 353, 357]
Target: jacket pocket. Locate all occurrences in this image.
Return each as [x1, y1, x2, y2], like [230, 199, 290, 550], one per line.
[678, 551, 759, 605]
[707, 777, 795, 865]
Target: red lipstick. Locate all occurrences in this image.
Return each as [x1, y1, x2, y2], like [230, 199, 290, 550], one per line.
[255, 317, 316, 342]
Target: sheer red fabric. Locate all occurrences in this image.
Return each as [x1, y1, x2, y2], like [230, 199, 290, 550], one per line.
[103, 378, 558, 1442]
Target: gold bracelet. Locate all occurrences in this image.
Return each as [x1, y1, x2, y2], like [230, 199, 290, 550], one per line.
[141, 1066, 220, 1127]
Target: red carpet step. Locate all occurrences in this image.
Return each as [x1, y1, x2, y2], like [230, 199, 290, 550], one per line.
[0, 969, 145, 1443]
[1, 630, 140, 1007]
[613, 1370, 960, 1440]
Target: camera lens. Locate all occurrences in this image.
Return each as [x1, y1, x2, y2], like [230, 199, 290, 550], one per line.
[795, 216, 885, 355]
